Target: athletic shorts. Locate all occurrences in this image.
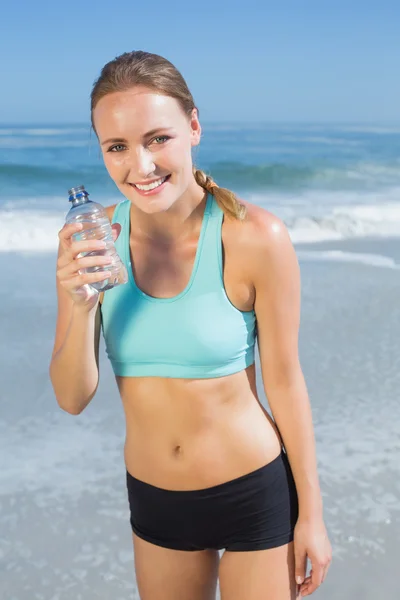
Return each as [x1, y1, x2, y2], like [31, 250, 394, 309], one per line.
[126, 449, 299, 552]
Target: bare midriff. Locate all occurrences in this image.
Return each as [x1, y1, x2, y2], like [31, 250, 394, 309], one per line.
[117, 363, 283, 491]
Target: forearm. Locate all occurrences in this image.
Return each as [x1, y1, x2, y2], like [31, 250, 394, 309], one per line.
[266, 372, 323, 520]
[49, 304, 100, 414]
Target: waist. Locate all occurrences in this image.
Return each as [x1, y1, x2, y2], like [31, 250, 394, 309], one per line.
[118, 369, 283, 490]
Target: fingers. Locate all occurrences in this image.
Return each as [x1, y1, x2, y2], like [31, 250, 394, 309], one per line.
[294, 548, 307, 588]
[57, 239, 108, 268]
[57, 253, 112, 280]
[322, 563, 330, 583]
[298, 564, 325, 597]
[56, 223, 116, 305]
[70, 239, 108, 258]
[298, 573, 312, 597]
[60, 269, 112, 293]
[58, 220, 122, 256]
[58, 222, 108, 254]
[56, 231, 113, 298]
[57, 258, 112, 291]
[58, 222, 83, 246]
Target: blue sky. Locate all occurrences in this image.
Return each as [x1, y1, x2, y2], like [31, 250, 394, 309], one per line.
[2, 0, 399, 123]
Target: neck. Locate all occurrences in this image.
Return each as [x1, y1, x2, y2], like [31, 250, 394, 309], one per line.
[129, 182, 208, 244]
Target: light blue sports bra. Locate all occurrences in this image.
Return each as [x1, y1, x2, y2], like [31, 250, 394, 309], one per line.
[100, 193, 256, 378]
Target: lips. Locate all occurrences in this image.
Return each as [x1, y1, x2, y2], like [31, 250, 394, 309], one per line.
[131, 174, 171, 191]
[128, 174, 171, 197]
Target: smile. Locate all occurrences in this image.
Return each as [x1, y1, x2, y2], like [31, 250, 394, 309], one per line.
[132, 176, 170, 191]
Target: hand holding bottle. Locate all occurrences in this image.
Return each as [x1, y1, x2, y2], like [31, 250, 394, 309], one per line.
[65, 186, 128, 294]
[56, 222, 120, 310]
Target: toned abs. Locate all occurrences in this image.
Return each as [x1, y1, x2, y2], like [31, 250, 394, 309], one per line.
[118, 365, 283, 490]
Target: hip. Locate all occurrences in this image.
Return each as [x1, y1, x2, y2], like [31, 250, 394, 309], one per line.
[126, 449, 299, 552]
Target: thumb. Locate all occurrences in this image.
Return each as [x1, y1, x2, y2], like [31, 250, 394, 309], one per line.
[294, 548, 307, 585]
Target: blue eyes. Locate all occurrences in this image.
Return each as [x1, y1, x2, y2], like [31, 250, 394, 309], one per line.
[154, 136, 169, 144]
[108, 144, 125, 152]
[107, 136, 169, 153]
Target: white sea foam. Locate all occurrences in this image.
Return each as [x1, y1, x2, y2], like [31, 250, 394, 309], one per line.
[0, 197, 121, 252]
[0, 209, 65, 252]
[2, 191, 400, 252]
[248, 187, 400, 244]
[297, 249, 400, 269]
[289, 202, 400, 243]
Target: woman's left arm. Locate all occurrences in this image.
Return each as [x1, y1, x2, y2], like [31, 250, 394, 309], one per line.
[249, 209, 332, 597]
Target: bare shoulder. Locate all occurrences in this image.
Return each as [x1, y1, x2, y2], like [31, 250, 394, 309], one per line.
[224, 199, 297, 271]
[241, 199, 291, 247]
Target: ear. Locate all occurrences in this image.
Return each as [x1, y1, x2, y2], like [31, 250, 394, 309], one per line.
[189, 108, 201, 147]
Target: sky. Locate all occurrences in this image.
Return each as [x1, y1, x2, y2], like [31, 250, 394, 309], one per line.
[1, 0, 399, 124]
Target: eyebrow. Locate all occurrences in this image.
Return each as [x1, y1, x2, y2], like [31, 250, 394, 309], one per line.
[101, 127, 174, 146]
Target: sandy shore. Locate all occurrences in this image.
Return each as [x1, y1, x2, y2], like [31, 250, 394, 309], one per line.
[1, 237, 399, 599]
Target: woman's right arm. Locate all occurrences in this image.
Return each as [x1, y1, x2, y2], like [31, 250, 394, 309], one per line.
[49, 223, 113, 415]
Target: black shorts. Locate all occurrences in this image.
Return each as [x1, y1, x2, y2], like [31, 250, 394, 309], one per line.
[126, 449, 299, 552]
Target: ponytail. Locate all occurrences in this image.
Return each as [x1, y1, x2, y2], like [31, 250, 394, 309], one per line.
[193, 168, 246, 220]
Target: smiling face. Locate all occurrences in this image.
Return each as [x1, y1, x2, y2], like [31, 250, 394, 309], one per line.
[93, 87, 201, 213]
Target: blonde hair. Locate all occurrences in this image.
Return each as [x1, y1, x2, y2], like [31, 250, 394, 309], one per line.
[91, 50, 246, 220]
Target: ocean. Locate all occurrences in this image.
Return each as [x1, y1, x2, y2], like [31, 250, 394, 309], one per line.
[1, 123, 400, 599]
[1, 122, 400, 252]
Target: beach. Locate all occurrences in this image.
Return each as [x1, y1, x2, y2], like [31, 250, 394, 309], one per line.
[1, 235, 399, 599]
[1, 122, 400, 598]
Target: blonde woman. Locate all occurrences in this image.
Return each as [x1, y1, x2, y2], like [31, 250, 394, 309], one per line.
[50, 51, 331, 599]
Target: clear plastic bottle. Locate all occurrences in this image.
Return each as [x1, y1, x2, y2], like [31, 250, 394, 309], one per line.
[66, 185, 128, 292]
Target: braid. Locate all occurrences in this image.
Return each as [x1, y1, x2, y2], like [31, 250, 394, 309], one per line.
[193, 168, 246, 220]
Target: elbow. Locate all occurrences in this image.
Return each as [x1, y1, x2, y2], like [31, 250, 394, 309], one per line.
[49, 365, 97, 416]
[54, 392, 95, 416]
[51, 383, 85, 415]
[57, 401, 85, 416]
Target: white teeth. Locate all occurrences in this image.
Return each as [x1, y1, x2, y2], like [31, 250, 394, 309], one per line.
[135, 176, 167, 191]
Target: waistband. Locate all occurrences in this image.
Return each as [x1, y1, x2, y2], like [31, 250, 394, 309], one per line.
[126, 449, 287, 497]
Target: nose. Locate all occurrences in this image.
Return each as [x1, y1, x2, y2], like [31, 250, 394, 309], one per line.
[130, 147, 156, 180]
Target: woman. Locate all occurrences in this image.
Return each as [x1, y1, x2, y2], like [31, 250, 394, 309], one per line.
[50, 51, 331, 599]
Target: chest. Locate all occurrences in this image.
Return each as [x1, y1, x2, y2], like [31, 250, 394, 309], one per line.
[129, 236, 197, 299]
[129, 233, 254, 311]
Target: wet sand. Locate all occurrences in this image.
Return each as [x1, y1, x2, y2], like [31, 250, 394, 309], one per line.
[1, 237, 399, 598]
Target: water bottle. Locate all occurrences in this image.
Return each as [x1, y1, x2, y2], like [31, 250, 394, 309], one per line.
[66, 185, 128, 292]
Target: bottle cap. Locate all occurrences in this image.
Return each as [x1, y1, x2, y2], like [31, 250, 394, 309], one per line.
[68, 185, 89, 202]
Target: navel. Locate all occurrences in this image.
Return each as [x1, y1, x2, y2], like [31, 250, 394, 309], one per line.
[173, 445, 182, 456]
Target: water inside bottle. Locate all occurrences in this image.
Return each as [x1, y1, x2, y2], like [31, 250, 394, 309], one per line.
[67, 186, 128, 292]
